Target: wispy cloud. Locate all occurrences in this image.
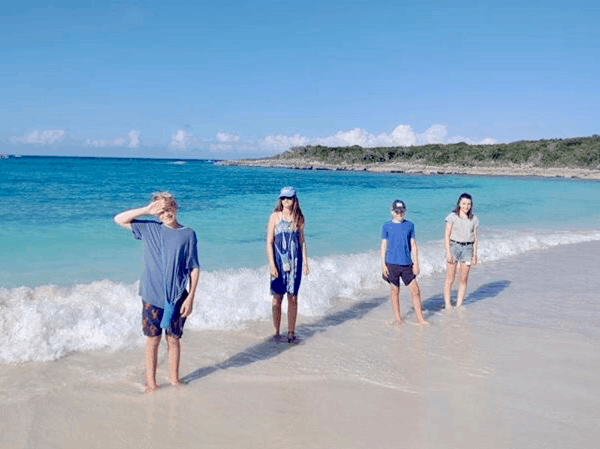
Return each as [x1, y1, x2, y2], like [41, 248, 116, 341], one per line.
[12, 129, 66, 145]
[253, 124, 496, 154]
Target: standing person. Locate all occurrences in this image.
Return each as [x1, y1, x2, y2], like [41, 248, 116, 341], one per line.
[266, 186, 309, 343]
[381, 200, 427, 325]
[444, 193, 479, 308]
[114, 192, 200, 393]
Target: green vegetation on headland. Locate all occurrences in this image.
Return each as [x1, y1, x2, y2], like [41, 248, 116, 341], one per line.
[272, 135, 600, 169]
[221, 135, 600, 178]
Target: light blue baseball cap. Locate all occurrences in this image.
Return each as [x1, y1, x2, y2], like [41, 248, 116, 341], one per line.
[279, 186, 296, 198]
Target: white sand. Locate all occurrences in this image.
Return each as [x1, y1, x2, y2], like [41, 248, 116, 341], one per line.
[2, 241, 600, 449]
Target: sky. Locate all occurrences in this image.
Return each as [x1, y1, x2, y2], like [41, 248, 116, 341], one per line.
[1, 0, 598, 159]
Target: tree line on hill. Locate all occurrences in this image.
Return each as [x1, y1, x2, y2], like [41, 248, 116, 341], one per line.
[270, 135, 600, 169]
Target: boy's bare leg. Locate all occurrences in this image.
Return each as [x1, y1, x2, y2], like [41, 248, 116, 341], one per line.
[272, 294, 283, 336]
[166, 334, 181, 386]
[145, 335, 161, 393]
[444, 262, 457, 308]
[455, 263, 471, 307]
[287, 294, 298, 334]
[389, 283, 402, 324]
[408, 280, 428, 325]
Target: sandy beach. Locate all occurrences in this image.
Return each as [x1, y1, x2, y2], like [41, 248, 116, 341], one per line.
[220, 158, 600, 180]
[2, 240, 599, 449]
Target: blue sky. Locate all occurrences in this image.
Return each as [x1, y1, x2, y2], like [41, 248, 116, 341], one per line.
[1, 0, 598, 158]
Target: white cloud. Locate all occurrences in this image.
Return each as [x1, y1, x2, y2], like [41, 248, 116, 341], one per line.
[171, 128, 192, 149]
[128, 129, 141, 148]
[113, 138, 126, 145]
[215, 131, 240, 143]
[446, 135, 498, 145]
[256, 124, 496, 153]
[14, 129, 66, 145]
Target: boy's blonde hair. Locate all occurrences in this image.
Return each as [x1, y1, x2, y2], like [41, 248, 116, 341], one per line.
[151, 191, 178, 210]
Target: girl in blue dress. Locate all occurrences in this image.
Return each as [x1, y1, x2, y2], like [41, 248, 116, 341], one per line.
[266, 186, 309, 342]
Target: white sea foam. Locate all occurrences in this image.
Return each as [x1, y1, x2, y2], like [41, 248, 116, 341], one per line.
[2, 228, 600, 363]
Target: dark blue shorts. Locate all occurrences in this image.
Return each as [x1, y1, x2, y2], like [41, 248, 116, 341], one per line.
[383, 263, 416, 287]
[141, 291, 188, 338]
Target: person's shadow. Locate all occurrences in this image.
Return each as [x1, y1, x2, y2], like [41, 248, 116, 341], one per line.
[421, 280, 511, 313]
[182, 296, 387, 384]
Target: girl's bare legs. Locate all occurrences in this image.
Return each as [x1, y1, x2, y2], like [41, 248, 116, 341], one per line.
[287, 294, 298, 335]
[145, 335, 161, 393]
[455, 263, 471, 307]
[166, 334, 182, 386]
[444, 261, 457, 308]
[272, 294, 284, 336]
[408, 280, 427, 325]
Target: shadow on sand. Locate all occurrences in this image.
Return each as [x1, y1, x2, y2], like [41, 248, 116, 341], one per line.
[183, 280, 510, 384]
[182, 296, 387, 384]
[422, 279, 511, 313]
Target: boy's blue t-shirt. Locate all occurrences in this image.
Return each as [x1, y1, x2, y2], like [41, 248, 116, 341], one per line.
[131, 219, 200, 308]
[381, 219, 415, 265]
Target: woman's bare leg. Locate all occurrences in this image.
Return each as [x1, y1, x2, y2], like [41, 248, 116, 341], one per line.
[272, 294, 283, 335]
[444, 261, 457, 308]
[455, 263, 471, 307]
[287, 294, 298, 334]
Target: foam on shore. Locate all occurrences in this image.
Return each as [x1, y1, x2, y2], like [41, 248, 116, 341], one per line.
[2, 227, 600, 363]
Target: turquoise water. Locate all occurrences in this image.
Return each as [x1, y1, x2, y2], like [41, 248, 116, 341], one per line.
[2, 156, 600, 362]
[3, 156, 600, 288]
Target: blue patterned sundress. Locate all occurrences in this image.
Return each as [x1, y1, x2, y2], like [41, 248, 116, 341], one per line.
[270, 216, 303, 295]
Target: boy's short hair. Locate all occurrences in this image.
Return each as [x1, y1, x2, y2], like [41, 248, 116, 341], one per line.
[151, 191, 178, 210]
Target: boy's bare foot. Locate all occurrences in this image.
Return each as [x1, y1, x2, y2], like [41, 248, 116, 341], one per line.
[144, 384, 160, 394]
[390, 319, 402, 326]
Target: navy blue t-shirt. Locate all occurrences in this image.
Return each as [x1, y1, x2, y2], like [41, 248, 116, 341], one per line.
[131, 220, 200, 308]
[381, 219, 415, 265]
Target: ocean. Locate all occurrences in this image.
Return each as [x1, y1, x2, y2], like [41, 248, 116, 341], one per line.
[1, 155, 600, 364]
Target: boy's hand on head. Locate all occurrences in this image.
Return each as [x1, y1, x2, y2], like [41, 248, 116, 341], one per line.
[147, 199, 166, 216]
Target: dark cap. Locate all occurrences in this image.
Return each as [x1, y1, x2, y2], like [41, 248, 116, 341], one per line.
[391, 199, 406, 211]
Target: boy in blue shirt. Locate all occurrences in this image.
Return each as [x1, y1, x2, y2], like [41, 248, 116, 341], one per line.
[114, 192, 200, 393]
[381, 200, 427, 325]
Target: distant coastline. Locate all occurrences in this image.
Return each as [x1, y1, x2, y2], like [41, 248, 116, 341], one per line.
[221, 135, 600, 179]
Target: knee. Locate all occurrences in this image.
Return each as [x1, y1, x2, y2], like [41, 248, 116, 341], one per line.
[146, 335, 161, 348]
[166, 335, 180, 348]
[272, 295, 283, 307]
[287, 295, 298, 306]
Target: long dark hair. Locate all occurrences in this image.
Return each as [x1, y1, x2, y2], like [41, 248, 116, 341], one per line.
[274, 195, 305, 230]
[452, 192, 474, 219]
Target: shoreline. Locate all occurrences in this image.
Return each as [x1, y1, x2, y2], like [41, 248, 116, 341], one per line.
[219, 158, 600, 180]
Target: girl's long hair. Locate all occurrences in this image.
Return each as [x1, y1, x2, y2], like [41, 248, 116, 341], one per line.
[452, 192, 474, 219]
[274, 195, 305, 230]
